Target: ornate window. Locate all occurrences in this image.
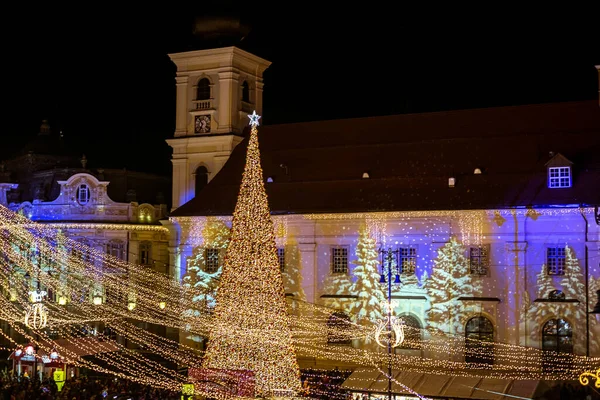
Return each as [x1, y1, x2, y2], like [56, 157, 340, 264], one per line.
[548, 166, 571, 188]
[138, 206, 153, 223]
[106, 240, 125, 260]
[398, 315, 422, 350]
[196, 78, 210, 100]
[542, 318, 573, 371]
[465, 316, 494, 366]
[327, 312, 352, 345]
[399, 247, 417, 275]
[469, 246, 489, 276]
[139, 241, 152, 266]
[277, 248, 286, 272]
[195, 166, 209, 197]
[76, 184, 90, 205]
[204, 248, 219, 273]
[547, 247, 566, 275]
[331, 247, 348, 274]
[241, 81, 250, 103]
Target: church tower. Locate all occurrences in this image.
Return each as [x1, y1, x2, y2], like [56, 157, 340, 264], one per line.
[166, 19, 271, 211]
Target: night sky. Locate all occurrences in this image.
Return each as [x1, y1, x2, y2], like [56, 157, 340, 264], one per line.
[2, 4, 599, 176]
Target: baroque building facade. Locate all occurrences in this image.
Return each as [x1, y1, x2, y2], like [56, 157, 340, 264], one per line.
[0, 121, 173, 347]
[165, 45, 600, 367]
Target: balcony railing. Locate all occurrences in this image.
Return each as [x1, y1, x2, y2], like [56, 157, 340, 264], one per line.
[193, 100, 212, 110]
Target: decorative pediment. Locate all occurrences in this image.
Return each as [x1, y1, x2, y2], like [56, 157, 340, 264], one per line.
[545, 153, 573, 168]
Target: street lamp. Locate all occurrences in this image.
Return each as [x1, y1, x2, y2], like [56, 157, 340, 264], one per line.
[378, 247, 402, 400]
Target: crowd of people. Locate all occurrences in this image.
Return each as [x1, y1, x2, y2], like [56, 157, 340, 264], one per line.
[0, 373, 180, 400]
[300, 368, 352, 400]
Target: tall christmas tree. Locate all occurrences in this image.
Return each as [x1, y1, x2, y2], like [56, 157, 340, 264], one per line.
[183, 219, 231, 310]
[426, 237, 481, 333]
[347, 224, 387, 325]
[202, 111, 301, 397]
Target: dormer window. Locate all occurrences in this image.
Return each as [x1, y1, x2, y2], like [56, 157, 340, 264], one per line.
[545, 153, 573, 189]
[77, 184, 90, 205]
[548, 166, 571, 188]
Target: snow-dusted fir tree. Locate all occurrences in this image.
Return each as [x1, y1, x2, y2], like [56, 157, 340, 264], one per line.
[321, 274, 353, 312]
[559, 246, 586, 353]
[589, 277, 600, 355]
[426, 237, 481, 333]
[529, 262, 557, 344]
[281, 242, 306, 302]
[183, 219, 231, 310]
[347, 225, 387, 324]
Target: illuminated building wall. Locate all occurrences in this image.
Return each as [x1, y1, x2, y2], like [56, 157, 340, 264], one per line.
[166, 45, 600, 360]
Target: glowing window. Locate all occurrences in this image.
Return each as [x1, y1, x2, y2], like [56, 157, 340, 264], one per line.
[204, 248, 219, 273]
[465, 316, 494, 366]
[399, 247, 417, 275]
[77, 184, 90, 205]
[196, 78, 210, 100]
[542, 318, 573, 371]
[277, 248, 286, 272]
[331, 247, 348, 274]
[548, 167, 571, 188]
[469, 246, 489, 275]
[140, 241, 152, 265]
[547, 247, 566, 275]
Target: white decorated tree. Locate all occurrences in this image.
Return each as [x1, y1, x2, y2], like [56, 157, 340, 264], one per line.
[426, 237, 481, 333]
[529, 263, 557, 345]
[320, 274, 353, 312]
[559, 246, 587, 353]
[347, 225, 386, 324]
[590, 277, 600, 355]
[183, 219, 231, 311]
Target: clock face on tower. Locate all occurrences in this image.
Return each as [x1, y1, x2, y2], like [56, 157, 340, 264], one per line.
[195, 115, 211, 134]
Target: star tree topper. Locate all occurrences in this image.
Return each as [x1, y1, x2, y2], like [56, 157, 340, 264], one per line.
[248, 110, 261, 127]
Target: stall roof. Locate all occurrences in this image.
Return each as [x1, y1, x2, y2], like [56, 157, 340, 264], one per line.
[342, 367, 551, 399]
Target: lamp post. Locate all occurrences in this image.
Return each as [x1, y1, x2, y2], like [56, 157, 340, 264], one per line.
[379, 247, 401, 400]
[580, 291, 600, 388]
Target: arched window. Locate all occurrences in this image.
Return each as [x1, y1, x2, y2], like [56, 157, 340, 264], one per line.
[398, 315, 422, 350]
[241, 81, 250, 103]
[196, 78, 210, 100]
[139, 241, 152, 266]
[465, 316, 494, 366]
[77, 184, 90, 205]
[548, 290, 565, 300]
[542, 318, 573, 371]
[195, 166, 208, 197]
[327, 312, 352, 345]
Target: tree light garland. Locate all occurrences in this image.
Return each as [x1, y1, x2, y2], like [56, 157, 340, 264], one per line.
[202, 112, 302, 397]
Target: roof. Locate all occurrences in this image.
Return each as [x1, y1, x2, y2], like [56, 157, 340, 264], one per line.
[341, 367, 551, 399]
[171, 101, 600, 217]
